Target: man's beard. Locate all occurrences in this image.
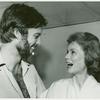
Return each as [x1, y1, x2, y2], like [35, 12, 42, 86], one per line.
[17, 42, 31, 62]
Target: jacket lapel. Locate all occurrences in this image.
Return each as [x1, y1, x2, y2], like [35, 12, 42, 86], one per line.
[3, 66, 24, 97]
[21, 61, 37, 97]
[0, 54, 23, 97]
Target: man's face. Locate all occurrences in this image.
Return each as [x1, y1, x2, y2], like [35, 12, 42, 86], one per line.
[17, 28, 42, 61]
[27, 28, 42, 54]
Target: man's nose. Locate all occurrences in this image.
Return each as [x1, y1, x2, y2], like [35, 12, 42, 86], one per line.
[36, 37, 40, 45]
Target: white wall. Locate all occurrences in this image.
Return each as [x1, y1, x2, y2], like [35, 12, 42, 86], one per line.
[30, 21, 100, 88]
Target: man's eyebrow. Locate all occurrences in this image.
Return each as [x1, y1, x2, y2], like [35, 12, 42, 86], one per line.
[34, 33, 41, 36]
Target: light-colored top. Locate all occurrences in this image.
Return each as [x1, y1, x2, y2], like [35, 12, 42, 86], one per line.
[40, 75, 100, 98]
[0, 54, 45, 98]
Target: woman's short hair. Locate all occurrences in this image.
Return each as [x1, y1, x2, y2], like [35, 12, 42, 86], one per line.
[67, 32, 100, 80]
[0, 3, 47, 43]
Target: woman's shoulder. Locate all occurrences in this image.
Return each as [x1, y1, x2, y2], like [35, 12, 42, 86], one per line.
[49, 78, 73, 89]
[56, 78, 72, 83]
[40, 78, 73, 98]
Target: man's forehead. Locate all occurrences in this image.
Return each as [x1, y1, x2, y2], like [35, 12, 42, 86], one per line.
[27, 28, 42, 34]
[28, 27, 42, 31]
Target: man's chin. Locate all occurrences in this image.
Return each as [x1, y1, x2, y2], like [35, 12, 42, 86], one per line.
[20, 50, 35, 62]
[19, 50, 30, 61]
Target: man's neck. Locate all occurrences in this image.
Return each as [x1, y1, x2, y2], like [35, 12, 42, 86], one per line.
[0, 42, 21, 72]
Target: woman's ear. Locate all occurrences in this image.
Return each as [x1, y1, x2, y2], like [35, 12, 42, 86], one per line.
[13, 29, 22, 40]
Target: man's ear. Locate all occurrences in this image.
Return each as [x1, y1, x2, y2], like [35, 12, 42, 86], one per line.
[14, 29, 22, 40]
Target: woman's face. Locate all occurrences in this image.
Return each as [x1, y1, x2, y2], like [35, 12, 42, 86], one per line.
[65, 41, 86, 75]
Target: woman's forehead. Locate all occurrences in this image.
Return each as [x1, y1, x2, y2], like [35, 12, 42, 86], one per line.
[67, 42, 82, 50]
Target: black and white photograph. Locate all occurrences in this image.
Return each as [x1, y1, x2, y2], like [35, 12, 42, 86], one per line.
[0, 1, 100, 98]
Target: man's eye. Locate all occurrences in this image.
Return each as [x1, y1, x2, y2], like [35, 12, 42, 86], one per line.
[34, 33, 41, 39]
[34, 35, 39, 39]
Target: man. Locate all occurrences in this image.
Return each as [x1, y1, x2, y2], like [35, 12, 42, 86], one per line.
[0, 3, 47, 98]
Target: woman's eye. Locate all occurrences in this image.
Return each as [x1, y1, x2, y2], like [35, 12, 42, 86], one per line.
[71, 50, 75, 54]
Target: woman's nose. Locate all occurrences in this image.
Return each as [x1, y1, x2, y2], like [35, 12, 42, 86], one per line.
[65, 52, 70, 60]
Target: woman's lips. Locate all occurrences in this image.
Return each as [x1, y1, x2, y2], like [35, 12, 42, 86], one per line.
[66, 62, 73, 68]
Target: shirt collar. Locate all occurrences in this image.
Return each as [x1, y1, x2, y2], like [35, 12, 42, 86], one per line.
[0, 53, 6, 66]
[20, 60, 30, 76]
[0, 53, 30, 76]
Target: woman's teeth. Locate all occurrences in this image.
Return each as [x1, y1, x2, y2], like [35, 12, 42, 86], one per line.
[67, 63, 73, 66]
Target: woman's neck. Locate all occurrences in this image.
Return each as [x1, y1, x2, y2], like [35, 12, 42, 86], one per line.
[74, 68, 89, 89]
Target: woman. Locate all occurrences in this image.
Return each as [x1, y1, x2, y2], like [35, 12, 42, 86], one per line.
[40, 32, 100, 98]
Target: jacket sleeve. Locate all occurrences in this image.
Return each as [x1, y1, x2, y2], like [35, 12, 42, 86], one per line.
[35, 68, 46, 97]
[30, 64, 46, 97]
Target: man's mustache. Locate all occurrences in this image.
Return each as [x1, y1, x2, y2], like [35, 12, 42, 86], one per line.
[30, 43, 38, 49]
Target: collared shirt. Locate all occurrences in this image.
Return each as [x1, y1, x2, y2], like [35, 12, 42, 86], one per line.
[40, 75, 100, 98]
[0, 54, 45, 98]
